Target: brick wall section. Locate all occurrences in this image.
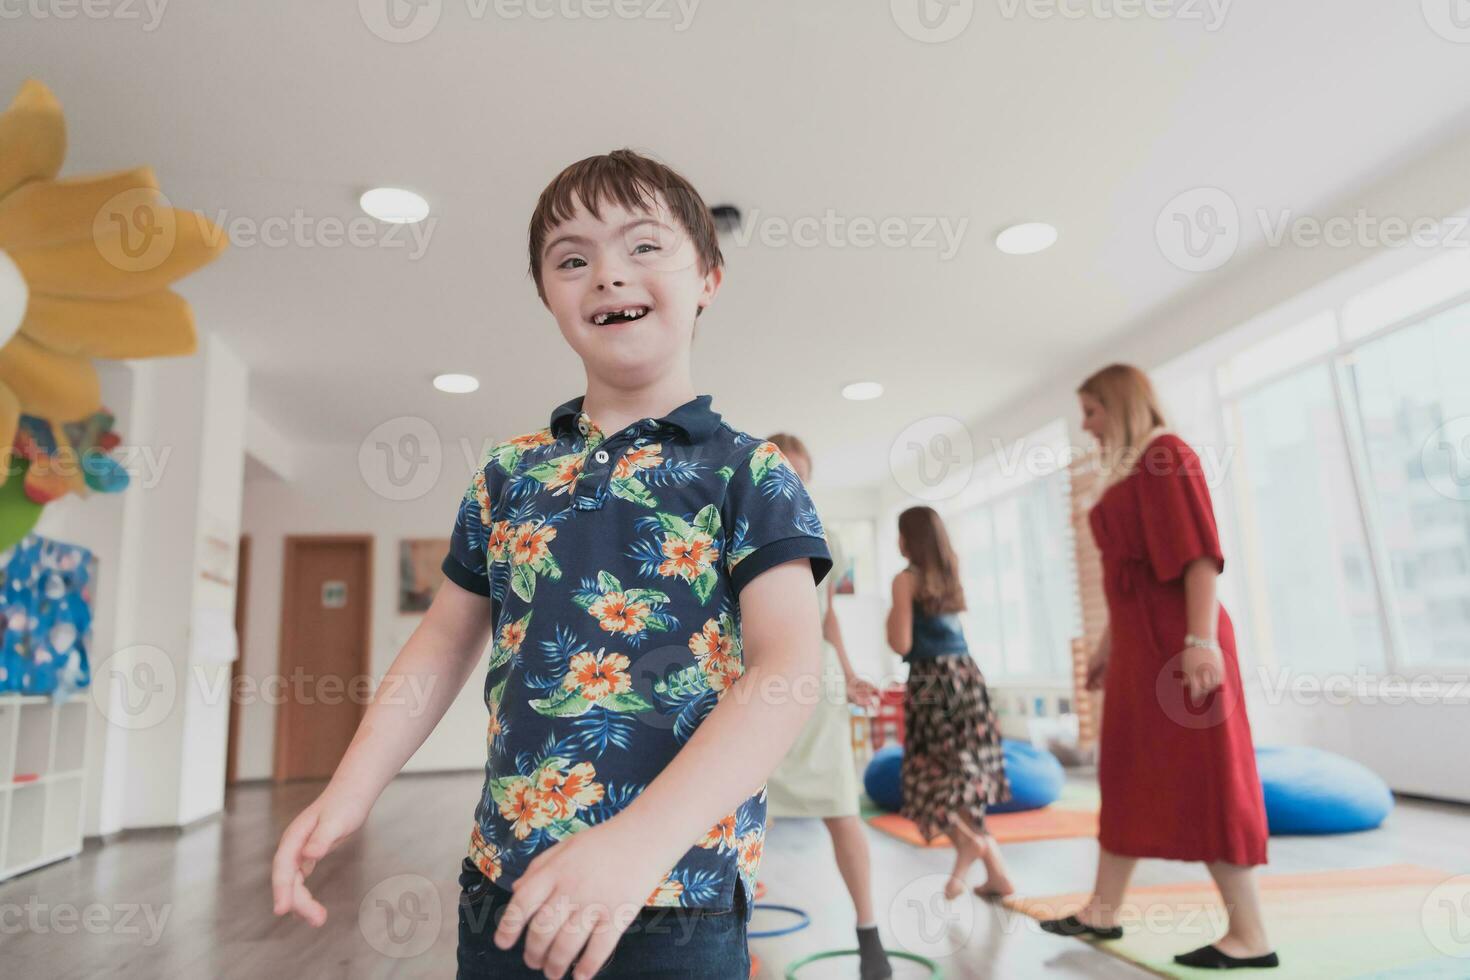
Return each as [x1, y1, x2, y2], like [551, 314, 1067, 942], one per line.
[1069, 458, 1107, 748]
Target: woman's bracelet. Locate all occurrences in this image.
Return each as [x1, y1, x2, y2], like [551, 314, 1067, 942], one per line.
[1184, 633, 1221, 654]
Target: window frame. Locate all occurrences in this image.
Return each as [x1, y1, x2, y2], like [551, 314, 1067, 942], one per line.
[1214, 281, 1470, 680]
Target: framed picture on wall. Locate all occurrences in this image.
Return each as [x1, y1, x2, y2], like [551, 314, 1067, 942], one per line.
[824, 519, 876, 596]
[398, 538, 449, 613]
[832, 555, 856, 595]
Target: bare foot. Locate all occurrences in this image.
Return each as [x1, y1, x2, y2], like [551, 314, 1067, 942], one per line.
[973, 834, 1015, 898]
[973, 875, 1015, 899]
[944, 850, 978, 899]
[943, 820, 982, 900]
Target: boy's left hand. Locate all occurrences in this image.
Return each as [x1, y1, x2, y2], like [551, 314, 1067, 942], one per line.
[495, 818, 669, 980]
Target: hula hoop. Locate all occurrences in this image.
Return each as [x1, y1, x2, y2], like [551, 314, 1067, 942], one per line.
[784, 948, 941, 978]
[747, 903, 811, 939]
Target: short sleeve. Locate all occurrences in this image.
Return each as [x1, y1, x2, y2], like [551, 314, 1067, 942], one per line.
[721, 441, 833, 597]
[1135, 435, 1224, 583]
[442, 462, 493, 597]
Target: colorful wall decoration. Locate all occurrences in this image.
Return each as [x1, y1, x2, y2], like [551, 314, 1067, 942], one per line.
[0, 534, 95, 696]
[0, 78, 227, 549]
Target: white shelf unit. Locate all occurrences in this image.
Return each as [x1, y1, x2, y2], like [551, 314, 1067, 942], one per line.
[0, 694, 89, 881]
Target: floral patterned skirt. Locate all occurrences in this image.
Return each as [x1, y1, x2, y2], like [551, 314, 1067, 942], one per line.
[900, 654, 1010, 842]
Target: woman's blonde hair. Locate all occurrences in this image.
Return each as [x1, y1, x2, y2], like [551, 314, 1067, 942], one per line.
[1077, 363, 1169, 485]
[897, 506, 966, 616]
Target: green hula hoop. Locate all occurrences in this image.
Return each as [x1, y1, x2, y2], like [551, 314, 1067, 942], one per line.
[783, 948, 941, 978]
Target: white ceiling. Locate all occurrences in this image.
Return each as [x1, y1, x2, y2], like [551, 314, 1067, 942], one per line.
[9, 1, 1470, 488]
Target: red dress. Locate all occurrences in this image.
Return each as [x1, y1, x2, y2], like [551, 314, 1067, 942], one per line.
[1088, 433, 1267, 866]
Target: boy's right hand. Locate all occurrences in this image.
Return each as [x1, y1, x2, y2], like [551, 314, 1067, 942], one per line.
[271, 789, 371, 926]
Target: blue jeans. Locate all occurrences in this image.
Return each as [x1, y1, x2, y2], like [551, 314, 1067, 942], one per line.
[456, 859, 749, 979]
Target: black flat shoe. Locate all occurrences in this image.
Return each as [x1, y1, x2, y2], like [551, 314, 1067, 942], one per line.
[1038, 914, 1124, 940]
[1173, 944, 1280, 969]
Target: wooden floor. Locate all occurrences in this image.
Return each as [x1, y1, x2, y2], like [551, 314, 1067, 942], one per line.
[2, 772, 1467, 978]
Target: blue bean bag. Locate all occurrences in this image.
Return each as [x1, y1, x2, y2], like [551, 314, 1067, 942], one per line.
[991, 739, 1065, 814]
[1256, 746, 1393, 835]
[862, 739, 1064, 814]
[863, 745, 905, 812]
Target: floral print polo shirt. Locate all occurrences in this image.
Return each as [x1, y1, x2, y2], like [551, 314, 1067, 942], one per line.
[441, 393, 832, 917]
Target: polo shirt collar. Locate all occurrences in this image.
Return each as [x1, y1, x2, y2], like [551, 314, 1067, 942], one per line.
[549, 394, 722, 442]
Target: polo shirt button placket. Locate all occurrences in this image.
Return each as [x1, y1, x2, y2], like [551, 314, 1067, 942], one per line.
[588, 459, 611, 508]
[572, 414, 598, 509]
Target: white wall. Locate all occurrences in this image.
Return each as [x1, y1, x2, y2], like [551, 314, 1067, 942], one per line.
[238, 440, 491, 779]
[814, 486, 897, 688]
[179, 335, 249, 825]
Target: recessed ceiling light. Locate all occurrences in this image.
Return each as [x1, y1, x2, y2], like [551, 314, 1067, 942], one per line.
[842, 381, 884, 401]
[995, 222, 1057, 255]
[361, 187, 430, 224]
[433, 373, 479, 394]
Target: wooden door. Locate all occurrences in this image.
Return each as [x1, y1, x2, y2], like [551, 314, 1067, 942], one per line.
[226, 534, 251, 785]
[274, 536, 373, 782]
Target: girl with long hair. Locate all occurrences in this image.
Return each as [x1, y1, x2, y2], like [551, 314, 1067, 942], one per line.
[887, 505, 1014, 901]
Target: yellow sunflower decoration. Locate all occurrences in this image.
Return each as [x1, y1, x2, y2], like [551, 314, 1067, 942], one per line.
[0, 79, 225, 543]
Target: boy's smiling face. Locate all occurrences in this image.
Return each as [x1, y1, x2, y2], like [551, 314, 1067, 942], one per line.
[539, 194, 721, 385]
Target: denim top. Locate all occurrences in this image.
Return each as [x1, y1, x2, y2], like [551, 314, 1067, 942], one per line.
[908, 599, 970, 660]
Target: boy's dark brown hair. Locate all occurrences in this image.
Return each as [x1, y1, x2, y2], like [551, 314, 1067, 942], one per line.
[898, 505, 967, 616]
[527, 149, 724, 304]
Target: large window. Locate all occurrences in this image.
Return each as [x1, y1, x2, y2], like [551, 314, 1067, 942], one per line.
[1228, 365, 1387, 672]
[945, 422, 1080, 682]
[1345, 300, 1470, 667]
[1197, 249, 1470, 677]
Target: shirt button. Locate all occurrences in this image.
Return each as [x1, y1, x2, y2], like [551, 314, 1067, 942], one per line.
[577, 420, 590, 436]
[594, 450, 609, 464]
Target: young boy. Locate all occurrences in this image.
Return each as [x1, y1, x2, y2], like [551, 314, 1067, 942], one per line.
[271, 150, 833, 980]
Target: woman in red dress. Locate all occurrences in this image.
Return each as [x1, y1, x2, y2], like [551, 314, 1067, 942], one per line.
[1039, 364, 1278, 971]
